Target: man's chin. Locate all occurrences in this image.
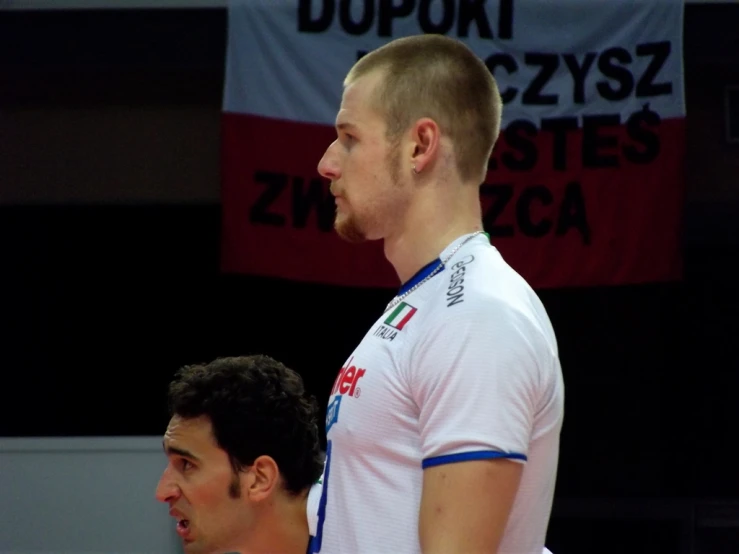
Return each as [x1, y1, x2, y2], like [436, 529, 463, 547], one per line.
[334, 217, 367, 244]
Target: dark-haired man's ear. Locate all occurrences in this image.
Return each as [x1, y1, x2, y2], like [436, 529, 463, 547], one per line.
[246, 455, 280, 502]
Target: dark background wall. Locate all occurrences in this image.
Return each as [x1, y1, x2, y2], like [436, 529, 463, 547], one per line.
[1, 5, 738, 553]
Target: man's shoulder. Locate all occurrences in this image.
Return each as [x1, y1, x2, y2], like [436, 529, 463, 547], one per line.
[428, 245, 539, 316]
[415, 246, 556, 352]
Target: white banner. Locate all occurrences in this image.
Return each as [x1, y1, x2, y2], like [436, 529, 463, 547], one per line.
[224, 0, 685, 127]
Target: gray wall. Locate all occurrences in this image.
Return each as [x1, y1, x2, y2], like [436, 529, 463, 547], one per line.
[0, 437, 182, 554]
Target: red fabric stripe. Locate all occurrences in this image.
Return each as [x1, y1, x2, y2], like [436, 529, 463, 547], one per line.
[220, 112, 685, 289]
[396, 306, 417, 330]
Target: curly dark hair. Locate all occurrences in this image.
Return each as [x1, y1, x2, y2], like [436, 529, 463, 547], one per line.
[167, 354, 324, 495]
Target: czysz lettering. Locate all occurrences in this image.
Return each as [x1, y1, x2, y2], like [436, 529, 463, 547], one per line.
[447, 255, 474, 307]
[331, 357, 366, 398]
[487, 41, 673, 105]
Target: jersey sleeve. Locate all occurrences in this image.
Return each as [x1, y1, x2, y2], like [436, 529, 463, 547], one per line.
[307, 482, 322, 539]
[408, 297, 545, 468]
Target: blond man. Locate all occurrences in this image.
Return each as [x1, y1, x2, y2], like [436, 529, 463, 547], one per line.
[311, 34, 564, 554]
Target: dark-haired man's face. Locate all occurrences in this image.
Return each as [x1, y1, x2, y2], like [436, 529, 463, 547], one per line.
[155, 415, 252, 554]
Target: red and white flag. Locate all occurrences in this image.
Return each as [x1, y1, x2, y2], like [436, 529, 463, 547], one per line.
[220, 0, 685, 289]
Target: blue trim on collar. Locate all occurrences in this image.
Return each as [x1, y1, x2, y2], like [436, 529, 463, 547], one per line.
[397, 257, 444, 296]
[396, 232, 489, 297]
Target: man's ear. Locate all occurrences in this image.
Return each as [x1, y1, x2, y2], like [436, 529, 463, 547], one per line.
[409, 117, 441, 175]
[245, 455, 280, 502]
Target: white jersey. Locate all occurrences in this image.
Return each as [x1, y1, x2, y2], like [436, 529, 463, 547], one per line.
[308, 232, 564, 554]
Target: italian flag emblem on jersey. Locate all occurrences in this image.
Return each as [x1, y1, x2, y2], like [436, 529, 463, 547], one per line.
[384, 302, 417, 330]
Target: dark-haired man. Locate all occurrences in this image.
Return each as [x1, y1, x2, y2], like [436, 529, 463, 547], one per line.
[155, 354, 324, 554]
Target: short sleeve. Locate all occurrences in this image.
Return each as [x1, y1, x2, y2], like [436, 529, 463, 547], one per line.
[306, 476, 323, 536]
[409, 298, 544, 469]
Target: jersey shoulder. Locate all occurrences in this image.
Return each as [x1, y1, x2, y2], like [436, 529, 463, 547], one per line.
[423, 243, 558, 351]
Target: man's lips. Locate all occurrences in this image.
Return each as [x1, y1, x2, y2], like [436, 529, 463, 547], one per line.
[169, 509, 191, 537]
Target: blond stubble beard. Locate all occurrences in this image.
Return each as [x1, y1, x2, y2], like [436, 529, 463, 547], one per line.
[334, 145, 403, 244]
[334, 210, 366, 243]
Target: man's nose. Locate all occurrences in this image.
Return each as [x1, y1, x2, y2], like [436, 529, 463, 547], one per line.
[155, 467, 180, 504]
[318, 141, 341, 181]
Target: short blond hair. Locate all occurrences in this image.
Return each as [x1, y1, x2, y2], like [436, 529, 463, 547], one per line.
[345, 34, 502, 184]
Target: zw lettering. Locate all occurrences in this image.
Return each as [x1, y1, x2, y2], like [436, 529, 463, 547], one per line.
[250, 171, 335, 231]
[481, 182, 591, 246]
[251, 171, 286, 226]
[299, 0, 515, 40]
[486, 41, 673, 105]
[488, 106, 661, 173]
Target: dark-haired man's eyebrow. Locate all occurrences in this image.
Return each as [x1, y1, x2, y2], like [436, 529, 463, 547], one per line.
[163, 441, 200, 462]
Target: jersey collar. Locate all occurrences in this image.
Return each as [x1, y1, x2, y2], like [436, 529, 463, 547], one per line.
[397, 257, 443, 297]
[396, 232, 489, 297]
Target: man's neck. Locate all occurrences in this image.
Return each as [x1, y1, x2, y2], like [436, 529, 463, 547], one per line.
[240, 492, 310, 554]
[384, 185, 483, 285]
